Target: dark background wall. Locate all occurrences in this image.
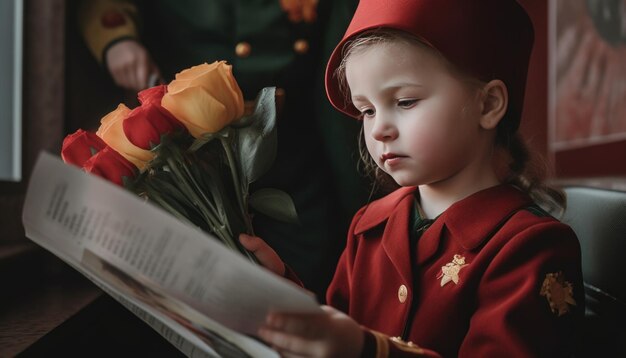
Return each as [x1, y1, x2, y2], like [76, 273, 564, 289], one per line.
[4, 1, 626, 248]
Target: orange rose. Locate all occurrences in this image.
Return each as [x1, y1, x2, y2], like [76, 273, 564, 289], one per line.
[161, 61, 244, 138]
[96, 103, 154, 170]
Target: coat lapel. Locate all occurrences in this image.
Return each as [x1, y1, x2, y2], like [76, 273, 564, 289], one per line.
[415, 218, 446, 265]
[381, 193, 415, 286]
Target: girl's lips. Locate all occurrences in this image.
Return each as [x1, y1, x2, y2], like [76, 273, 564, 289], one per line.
[381, 153, 400, 161]
[381, 153, 407, 165]
[385, 156, 407, 167]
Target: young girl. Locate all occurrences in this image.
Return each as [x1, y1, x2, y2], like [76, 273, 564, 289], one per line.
[240, 0, 584, 356]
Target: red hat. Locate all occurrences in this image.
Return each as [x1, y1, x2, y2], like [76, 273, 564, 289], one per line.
[325, 0, 534, 135]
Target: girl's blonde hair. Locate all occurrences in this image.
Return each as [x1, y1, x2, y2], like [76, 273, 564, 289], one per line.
[335, 29, 566, 213]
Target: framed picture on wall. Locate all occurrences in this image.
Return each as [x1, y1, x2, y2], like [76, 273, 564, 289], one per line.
[549, 0, 626, 177]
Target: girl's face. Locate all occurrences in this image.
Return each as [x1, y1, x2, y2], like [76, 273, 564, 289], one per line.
[346, 40, 489, 187]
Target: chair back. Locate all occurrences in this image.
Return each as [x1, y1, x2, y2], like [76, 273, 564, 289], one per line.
[562, 186, 626, 356]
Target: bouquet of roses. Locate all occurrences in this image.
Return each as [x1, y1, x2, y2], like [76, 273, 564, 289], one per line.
[61, 61, 297, 263]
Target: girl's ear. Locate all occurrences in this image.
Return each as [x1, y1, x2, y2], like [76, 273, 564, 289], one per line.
[479, 80, 508, 130]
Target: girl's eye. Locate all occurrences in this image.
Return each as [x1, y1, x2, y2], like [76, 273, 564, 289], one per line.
[361, 108, 376, 118]
[398, 99, 419, 108]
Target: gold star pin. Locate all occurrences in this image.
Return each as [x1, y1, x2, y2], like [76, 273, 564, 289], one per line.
[437, 254, 469, 287]
[540, 271, 576, 316]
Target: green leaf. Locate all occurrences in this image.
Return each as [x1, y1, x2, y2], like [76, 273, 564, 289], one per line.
[248, 188, 299, 225]
[234, 87, 278, 185]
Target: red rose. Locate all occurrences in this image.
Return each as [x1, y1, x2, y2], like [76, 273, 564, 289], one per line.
[61, 129, 107, 167]
[138, 85, 167, 105]
[83, 146, 137, 186]
[96, 103, 154, 170]
[123, 101, 185, 150]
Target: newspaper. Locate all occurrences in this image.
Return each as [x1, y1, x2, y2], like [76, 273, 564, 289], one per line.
[22, 152, 321, 357]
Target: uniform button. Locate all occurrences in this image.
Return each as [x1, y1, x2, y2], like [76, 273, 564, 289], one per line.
[235, 42, 252, 58]
[293, 39, 309, 54]
[398, 284, 408, 303]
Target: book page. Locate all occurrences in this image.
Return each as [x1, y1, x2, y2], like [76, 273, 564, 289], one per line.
[22, 152, 321, 347]
[79, 247, 276, 358]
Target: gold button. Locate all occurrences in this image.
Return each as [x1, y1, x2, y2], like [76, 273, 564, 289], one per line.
[235, 42, 251, 58]
[398, 284, 408, 303]
[293, 39, 309, 54]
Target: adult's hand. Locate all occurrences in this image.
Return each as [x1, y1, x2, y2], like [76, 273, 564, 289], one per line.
[105, 39, 161, 91]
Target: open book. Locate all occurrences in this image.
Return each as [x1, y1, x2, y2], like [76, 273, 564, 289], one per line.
[22, 152, 321, 357]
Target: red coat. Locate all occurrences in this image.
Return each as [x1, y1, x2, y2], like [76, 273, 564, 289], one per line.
[326, 184, 584, 357]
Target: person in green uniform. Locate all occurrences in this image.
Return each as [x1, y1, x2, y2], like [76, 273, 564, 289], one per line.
[77, 0, 368, 299]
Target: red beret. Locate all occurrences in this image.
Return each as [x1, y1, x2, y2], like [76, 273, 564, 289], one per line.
[325, 0, 534, 135]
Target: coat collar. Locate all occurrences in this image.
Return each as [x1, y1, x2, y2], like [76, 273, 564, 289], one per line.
[354, 184, 533, 262]
[354, 186, 417, 235]
[441, 184, 532, 250]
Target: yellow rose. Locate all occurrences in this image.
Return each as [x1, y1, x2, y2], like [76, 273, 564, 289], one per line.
[96, 103, 155, 170]
[161, 61, 245, 138]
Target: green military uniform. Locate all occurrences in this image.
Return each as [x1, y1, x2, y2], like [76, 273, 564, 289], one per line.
[78, 0, 367, 299]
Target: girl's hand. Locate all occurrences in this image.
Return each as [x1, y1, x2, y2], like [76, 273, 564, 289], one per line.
[239, 234, 285, 276]
[258, 305, 364, 358]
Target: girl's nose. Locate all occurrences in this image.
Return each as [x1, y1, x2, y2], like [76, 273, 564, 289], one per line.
[370, 116, 398, 142]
